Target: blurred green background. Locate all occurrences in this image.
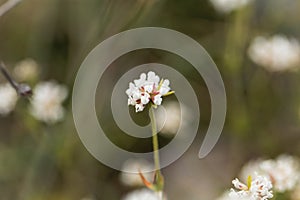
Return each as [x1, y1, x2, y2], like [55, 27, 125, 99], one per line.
[0, 0, 300, 199]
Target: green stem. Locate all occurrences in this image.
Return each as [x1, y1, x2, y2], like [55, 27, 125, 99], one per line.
[149, 106, 160, 171]
[149, 106, 164, 192]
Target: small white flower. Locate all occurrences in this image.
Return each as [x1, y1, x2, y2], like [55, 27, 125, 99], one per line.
[126, 71, 173, 112]
[248, 35, 300, 72]
[120, 159, 154, 187]
[153, 95, 162, 106]
[122, 189, 166, 200]
[210, 0, 253, 13]
[13, 58, 39, 81]
[0, 83, 18, 116]
[232, 178, 248, 190]
[29, 81, 68, 124]
[229, 175, 273, 200]
[249, 175, 273, 199]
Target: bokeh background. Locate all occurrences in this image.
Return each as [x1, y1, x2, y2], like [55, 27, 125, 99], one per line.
[0, 0, 300, 199]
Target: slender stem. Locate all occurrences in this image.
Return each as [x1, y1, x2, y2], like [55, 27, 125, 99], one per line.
[0, 0, 23, 18]
[149, 106, 160, 171]
[0, 62, 19, 90]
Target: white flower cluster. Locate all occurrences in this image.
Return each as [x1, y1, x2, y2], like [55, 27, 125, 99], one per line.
[29, 81, 68, 124]
[0, 83, 18, 116]
[155, 101, 193, 136]
[229, 175, 273, 200]
[216, 154, 300, 200]
[126, 71, 172, 112]
[248, 35, 300, 72]
[240, 155, 300, 192]
[122, 189, 165, 200]
[210, 0, 253, 13]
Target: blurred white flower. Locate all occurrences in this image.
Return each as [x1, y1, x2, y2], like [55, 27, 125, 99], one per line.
[248, 35, 300, 72]
[122, 189, 165, 200]
[155, 101, 192, 136]
[210, 0, 252, 13]
[120, 158, 154, 187]
[29, 81, 68, 124]
[240, 160, 261, 179]
[260, 155, 299, 192]
[126, 71, 173, 112]
[240, 155, 300, 193]
[0, 83, 18, 116]
[13, 58, 39, 81]
[229, 175, 273, 200]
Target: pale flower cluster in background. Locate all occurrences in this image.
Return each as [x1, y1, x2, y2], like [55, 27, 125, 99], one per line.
[210, 0, 253, 13]
[156, 101, 193, 136]
[126, 71, 172, 112]
[240, 155, 300, 193]
[0, 83, 18, 116]
[29, 81, 68, 124]
[248, 35, 300, 72]
[13, 58, 39, 81]
[122, 189, 165, 200]
[120, 158, 154, 187]
[217, 155, 300, 200]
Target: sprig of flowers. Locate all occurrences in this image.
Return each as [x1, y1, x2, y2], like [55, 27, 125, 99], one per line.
[217, 155, 300, 200]
[0, 60, 69, 125]
[126, 71, 174, 112]
[240, 155, 300, 193]
[125, 71, 174, 197]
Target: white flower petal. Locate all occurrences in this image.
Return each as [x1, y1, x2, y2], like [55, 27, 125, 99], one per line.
[140, 93, 150, 104]
[153, 95, 162, 106]
[134, 73, 146, 87]
[147, 71, 160, 85]
[135, 104, 145, 112]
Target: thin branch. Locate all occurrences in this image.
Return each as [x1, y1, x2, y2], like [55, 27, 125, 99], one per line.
[0, 61, 32, 97]
[0, 0, 23, 18]
[0, 62, 18, 90]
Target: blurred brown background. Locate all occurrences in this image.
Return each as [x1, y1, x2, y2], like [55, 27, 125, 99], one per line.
[0, 0, 300, 199]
